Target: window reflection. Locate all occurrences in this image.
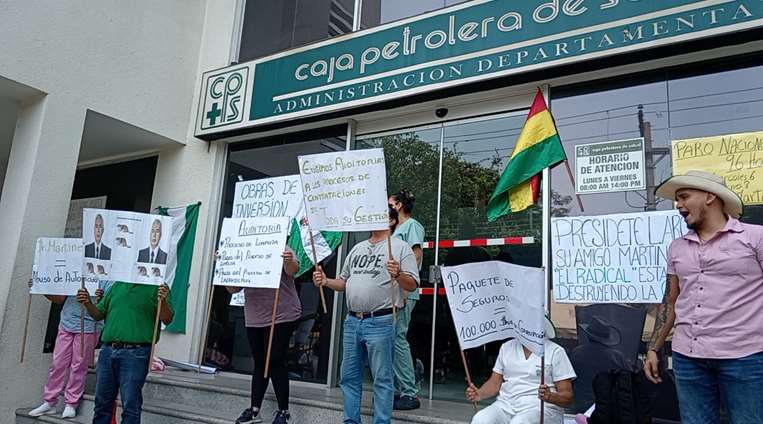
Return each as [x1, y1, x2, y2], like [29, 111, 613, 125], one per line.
[360, 0, 471, 29]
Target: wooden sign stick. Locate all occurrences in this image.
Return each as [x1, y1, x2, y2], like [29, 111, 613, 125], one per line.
[307, 228, 328, 314]
[263, 288, 281, 378]
[386, 233, 396, 322]
[540, 355, 546, 424]
[459, 350, 478, 411]
[80, 278, 86, 357]
[148, 298, 162, 374]
[20, 293, 32, 363]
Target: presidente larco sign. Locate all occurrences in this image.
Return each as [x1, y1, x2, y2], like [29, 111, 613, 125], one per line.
[196, 0, 763, 137]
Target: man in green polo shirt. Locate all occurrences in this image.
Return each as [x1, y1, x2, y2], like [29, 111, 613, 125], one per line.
[77, 281, 173, 424]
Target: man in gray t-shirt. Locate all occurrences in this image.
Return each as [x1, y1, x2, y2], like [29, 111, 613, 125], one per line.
[313, 229, 419, 424]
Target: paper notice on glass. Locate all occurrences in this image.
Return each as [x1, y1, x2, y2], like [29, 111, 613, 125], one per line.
[213, 217, 290, 289]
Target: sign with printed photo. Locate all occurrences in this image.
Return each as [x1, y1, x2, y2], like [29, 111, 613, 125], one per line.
[575, 138, 645, 194]
[213, 217, 290, 289]
[83, 209, 174, 286]
[298, 148, 388, 232]
[31, 238, 98, 295]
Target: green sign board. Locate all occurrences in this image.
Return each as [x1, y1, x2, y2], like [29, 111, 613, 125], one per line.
[196, 0, 763, 137]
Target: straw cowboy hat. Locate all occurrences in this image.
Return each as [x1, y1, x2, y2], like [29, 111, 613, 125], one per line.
[579, 315, 621, 347]
[655, 170, 743, 218]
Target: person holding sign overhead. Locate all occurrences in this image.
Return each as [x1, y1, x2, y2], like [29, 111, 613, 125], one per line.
[465, 317, 576, 424]
[28, 279, 110, 419]
[388, 189, 426, 411]
[313, 207, 420, 424]
[77, 281, 173, 424]
[227, 247, 300, 424]
[646, 170, 763, 424]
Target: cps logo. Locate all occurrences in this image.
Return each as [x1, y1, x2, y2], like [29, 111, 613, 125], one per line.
[577, 146, 591, 157]
[201, 67, 249, 130]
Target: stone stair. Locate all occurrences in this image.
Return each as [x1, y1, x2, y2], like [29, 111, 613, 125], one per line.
[16, 369, 472, 423]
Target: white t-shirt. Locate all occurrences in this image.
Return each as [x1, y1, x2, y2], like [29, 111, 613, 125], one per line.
[492, 339, 577, 418]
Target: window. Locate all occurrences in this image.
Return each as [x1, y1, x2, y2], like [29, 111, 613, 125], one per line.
[239, 0, 355, 62]
[360, 0, 470, 29]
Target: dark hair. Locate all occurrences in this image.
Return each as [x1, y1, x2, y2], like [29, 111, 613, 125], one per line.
[388, 205, 399, 231]
[391, 189, 415, 214]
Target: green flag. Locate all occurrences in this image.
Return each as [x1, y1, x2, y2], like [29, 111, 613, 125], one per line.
[158, 202, 200, 333]
[288, 215, 342, 277]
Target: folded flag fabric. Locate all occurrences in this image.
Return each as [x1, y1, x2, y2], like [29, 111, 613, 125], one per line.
[487, 89, 566, 221]
[288, 203, 342, 277]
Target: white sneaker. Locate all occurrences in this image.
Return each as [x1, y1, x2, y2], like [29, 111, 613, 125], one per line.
[29, 402, 55, 417]
[62, 405, 77, 418]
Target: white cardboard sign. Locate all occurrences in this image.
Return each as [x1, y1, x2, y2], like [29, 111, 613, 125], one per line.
[552, 210, 687, 303]
[232, 175, 303, 220]
[213, 217, 290, 289]
[82, 209, 174, 286]
[442, 261, 546, 356]
[31, 238, 98, 295]
[298, 148, 388, 232]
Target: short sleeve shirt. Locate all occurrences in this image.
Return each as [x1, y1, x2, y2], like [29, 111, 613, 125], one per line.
[96, 282, 170, 344]
[59, 280, 114, 333]
[493, 339, 576, 417]
[393, 218, 426, 300]
[243, 247, 302, 328]
[666, 217, 763, 358]
[340, 237, 419, 312]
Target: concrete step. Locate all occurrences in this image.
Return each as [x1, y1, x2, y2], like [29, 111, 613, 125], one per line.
[19, 370, 471, 424]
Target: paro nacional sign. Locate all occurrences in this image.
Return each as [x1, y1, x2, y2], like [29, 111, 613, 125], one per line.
[196, 0, 763, 138]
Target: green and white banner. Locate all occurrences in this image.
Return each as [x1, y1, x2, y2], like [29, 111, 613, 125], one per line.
[158, 202, 201, 333]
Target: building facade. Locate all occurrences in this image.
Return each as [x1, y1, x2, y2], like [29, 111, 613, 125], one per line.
[2, 0, 763, 421]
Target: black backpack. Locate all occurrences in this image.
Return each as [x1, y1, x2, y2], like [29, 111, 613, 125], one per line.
[588, 369, 652, 424]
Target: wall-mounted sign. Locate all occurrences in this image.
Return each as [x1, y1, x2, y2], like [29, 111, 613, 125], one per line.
[196, 0, 763, 138]
[672, 130, 763, 205]
[575, 138, 645, 194]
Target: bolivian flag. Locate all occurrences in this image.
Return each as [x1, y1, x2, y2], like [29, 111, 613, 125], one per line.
[486, 89, 566, 221]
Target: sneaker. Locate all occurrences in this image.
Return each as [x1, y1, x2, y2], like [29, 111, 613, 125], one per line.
[272, 409, 290, 424]
[29, 402, 56, 417]
[235, 407, 262, 424]
[62, 405, 77, 418]
[393, 395, 421, 411]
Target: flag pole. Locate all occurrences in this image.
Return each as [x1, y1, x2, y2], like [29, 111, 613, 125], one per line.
[562, 160, 585, 212]
[148, 290, 163, 374]
[80, 277, 86, 357]
[540, 355, 546, 424]
[20, 293, 32, 363]
[459, 350, 478, 411]
[307, 227, 328, 314]
[386, 233, 396, 322]
[264, 288, 280, 378]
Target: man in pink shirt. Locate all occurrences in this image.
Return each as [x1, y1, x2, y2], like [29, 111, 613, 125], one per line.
[645, 170, 763, 424]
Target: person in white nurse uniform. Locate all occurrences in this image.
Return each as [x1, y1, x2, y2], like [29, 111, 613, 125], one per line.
[465, 317, 576, 424]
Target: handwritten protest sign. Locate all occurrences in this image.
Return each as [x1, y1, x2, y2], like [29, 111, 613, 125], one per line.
[31, 238, 98, 295]
[552, 210, 687, 304]
[442, 261, 546, 355]
[214, 217, 289, 289]
[576, 138, 645, 194]
[83, 209, 174, 286]
[233, 175, 303, 219]
[298, 148, 388, 232]
[673, 131, 763, 205]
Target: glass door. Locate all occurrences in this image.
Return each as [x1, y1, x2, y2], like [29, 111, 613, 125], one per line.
[352, 109, 543, 401]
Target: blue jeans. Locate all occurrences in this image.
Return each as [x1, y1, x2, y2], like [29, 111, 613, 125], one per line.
[673, 351, 763, 424]
[92, 345, 150, 424]
[340, 314, 395, 424]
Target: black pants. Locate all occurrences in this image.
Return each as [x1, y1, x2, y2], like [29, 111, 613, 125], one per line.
[247, 321, 296, 411]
